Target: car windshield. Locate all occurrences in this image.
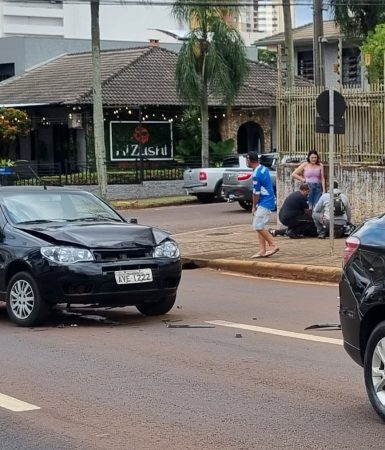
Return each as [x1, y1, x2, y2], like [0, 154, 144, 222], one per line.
[2, 191, 124, 225]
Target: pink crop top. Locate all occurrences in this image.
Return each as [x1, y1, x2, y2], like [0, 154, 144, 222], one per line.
[304, 165, 322, 184]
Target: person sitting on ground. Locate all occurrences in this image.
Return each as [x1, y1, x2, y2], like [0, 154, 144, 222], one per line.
[312, 181, 352, 239]
[270, 183, 318, 238]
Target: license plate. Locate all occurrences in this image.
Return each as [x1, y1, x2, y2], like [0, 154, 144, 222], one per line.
[114, 268, 153, 285]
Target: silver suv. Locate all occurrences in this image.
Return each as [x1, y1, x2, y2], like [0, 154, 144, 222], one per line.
[222, 153, 277, 211]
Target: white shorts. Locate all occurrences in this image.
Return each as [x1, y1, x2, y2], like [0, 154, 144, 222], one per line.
[252, 206, 271, 231]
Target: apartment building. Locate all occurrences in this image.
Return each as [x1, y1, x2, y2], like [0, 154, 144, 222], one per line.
[238, 0, 295, 45]
[0, 0, 178, 41]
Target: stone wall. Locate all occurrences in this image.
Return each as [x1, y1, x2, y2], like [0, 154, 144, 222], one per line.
[277, 163, 385, 224]
[219, 109, 272, 151]
[69, 180, 186, 200]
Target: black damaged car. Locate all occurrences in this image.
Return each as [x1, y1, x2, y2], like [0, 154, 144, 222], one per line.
[0, 187, 181, 326]
[340, 214, 385, 420]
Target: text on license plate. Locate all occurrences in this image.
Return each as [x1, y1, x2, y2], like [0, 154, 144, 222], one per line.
[114, 268, 153, 284]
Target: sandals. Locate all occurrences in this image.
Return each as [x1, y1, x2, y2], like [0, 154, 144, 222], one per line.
[251, 253, 266, 258]
[265, 248, 280, 257]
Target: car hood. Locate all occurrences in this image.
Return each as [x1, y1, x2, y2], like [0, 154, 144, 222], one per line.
[15, 222, 170, 248]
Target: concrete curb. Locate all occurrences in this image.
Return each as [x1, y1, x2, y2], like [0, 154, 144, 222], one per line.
[182, 258, 342, 283]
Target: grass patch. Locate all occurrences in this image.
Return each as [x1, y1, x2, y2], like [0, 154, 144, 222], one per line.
[111, 195, 197, 210]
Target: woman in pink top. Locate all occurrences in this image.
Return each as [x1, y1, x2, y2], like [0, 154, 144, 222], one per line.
[292, 150, 326, 209]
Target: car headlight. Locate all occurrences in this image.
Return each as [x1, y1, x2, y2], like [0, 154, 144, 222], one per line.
[40, 246, 94, 264]
[153, 240, 180, 258]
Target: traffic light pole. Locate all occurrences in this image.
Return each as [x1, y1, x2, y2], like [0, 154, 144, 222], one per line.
[328, 89, 335, 254]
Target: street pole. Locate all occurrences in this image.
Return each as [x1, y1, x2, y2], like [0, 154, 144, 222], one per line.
[90, 0, 108, 200]
[313, 0, 323, 85]
[282, 0, 294, 88]
[328, 89, 335, 255]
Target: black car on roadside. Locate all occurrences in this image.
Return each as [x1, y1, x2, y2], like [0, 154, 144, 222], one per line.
[340, 214, 385, 420]
[0, 187, 181, 326]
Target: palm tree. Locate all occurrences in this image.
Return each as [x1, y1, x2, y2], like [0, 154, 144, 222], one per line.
[172, 0, 248, 167]
[90, 0, 108, 199]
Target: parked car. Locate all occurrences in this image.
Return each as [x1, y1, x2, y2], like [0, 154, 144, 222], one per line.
[221, 153, 277, 210]
[340, 214, 385, 420]
[183, 154, 249, 203]
[0, 187, 181, 326]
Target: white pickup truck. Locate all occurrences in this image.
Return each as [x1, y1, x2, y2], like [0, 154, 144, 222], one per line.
[183, 154, 248, 203]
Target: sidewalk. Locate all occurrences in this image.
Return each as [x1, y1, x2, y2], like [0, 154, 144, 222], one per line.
[174, 224, 345, 283]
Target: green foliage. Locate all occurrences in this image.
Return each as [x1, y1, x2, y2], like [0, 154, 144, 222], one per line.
[361, 24, 385, 82]
[0, 108, 31, 142]
[175, 108, 201, 161]
[0, 158, 15, 167]
[330, 0, 385, 41]
[209, 138, 235, 165]
[257, 48, 277, 67]
[172, 0, 249, 164]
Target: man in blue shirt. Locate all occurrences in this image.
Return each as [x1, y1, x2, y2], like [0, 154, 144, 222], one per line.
[247, 151, 279, 258]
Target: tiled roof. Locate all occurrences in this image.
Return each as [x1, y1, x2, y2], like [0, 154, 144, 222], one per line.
[0, 47, 151, 106]
[255, 20, 343, 46]
[0, 46, 310, 108]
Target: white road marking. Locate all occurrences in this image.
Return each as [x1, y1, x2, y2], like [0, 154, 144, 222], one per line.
[206, 320, 343, 346]
[0, 393, 40, 412]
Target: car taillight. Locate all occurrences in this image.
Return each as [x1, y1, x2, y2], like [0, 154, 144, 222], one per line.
[238, 172, 252, 181]
[199, 171, 207, 181]
[343, 236, 360, 266]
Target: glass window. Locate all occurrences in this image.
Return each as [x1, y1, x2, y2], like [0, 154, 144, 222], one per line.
[2, 191, 123, 224]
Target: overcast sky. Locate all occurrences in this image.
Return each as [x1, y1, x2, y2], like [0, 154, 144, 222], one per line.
[296, 5, 332, 27]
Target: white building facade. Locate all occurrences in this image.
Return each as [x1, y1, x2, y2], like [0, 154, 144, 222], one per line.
[0, 0, 180, 42]
[238, 0, 295, 45]
[0, 0, 292, 46]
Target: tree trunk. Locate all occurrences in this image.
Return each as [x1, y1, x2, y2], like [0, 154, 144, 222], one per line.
[200, 86, 209, 167]
[90, 0, 108, 199]
[200, 51, 209, 167]
[282, 0, 294, 88]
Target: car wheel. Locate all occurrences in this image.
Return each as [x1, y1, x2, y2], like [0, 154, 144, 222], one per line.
[196, 193, 215, 203]
[238, 201, 252, 211]
[136, 294, 176, 316]
[6, 272, 50, 327]
[364, 321, 385, 421]
[214, 181, 224, 201]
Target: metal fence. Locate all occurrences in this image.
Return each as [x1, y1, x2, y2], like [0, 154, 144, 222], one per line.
[2, 159, 195, 186]
[277, 84, 385, 164]
[0, 154, 238, 187]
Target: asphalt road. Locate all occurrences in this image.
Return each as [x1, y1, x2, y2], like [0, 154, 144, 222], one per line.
[0, 270, 382, 449]
[120, 201, 257, 234]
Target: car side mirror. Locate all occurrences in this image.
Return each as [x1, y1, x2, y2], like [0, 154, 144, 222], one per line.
[129, 218, 138, 224]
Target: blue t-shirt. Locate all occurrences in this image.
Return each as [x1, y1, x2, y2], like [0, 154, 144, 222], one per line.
[252, 164, 275, 210]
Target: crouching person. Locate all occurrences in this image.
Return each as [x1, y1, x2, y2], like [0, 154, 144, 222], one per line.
[270, 183, 318, 238]
[312, 181, 352, 238]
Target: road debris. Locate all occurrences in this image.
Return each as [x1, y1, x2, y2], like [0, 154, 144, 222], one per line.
[304, 323, 341, 330]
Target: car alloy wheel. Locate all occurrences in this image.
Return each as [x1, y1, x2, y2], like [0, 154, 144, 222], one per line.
[10, 279, 35, 319]
[6, 271, 50, 327]
[364, 321, 385, 421]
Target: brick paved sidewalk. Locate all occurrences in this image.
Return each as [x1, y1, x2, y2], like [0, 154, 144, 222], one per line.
[174, 224, 346, 269]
